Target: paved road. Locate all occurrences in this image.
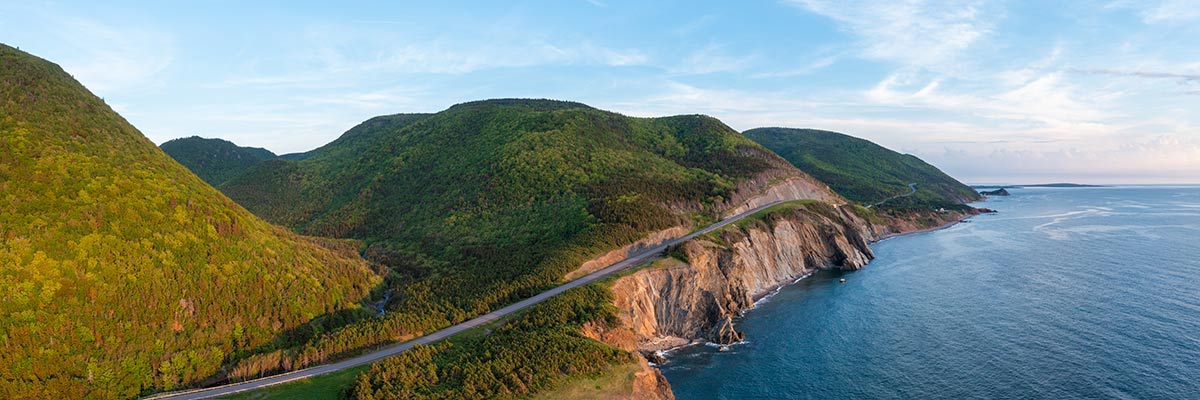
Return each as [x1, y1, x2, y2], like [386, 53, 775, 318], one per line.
[148, 200, 786, 400]
[867, 182, 917, 209]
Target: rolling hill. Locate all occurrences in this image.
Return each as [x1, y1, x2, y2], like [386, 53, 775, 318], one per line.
[743, 127, 981, 208]
[210, 99, 838, 378]
[159, 136, 277, 187]
[0, 44, 380, 398]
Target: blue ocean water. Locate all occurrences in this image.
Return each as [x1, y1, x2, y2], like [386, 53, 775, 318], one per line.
[660, 186, 1200, 400]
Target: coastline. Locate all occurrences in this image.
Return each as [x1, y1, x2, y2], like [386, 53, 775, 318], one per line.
[650, 209, 979, 359]
[747, 209, 976, 308]
[873, 211, 976, 242]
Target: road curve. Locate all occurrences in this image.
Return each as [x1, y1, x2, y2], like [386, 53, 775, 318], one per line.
[867, 182, 917, 209]
[148, 200, 786, 400]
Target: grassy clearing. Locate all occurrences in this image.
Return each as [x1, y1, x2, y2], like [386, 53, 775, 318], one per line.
[219, 365, 369, 400]
[529, 360, 643, 400]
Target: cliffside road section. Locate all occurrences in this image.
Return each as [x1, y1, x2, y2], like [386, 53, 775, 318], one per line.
[867, 183, 917, 209]
[148, 200, 786, 400]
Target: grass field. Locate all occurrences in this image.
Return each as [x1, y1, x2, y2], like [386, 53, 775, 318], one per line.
[219, 365, 368, 400]
[530, 360, 643, 400]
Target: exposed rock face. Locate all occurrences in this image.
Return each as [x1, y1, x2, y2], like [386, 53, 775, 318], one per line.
[721, 175, 842, 217]
[566, 226, 691, 280]
[570, 170, 841, 282]
[581, 320, 676, 399]
[610, 204, 876, 349]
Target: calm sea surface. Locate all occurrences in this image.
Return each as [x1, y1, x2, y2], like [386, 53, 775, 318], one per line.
[660, 186, 1200, 399]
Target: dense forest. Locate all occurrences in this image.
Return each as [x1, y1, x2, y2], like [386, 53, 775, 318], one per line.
[0, 44, 381, 398]
[350, 284, 632, 399]
[213, 99, 809, 380]
[743, 127, 980, 209]
[159, 136, 277, 187]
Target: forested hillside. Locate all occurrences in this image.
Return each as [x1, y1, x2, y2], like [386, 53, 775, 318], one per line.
[216, 99, 825, 378]
[0, 44, 380, 399]
[350, 285, 632, 399]
[160, 136, 276, 187]
[743, 127, 980, 208]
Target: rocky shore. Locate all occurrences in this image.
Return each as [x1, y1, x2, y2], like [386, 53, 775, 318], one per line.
[606, 204, 979, 361]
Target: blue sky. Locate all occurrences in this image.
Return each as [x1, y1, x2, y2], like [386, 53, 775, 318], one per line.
[3, 0, 1198, 183]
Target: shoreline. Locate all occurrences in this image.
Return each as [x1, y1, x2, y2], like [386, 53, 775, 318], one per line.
[748, 210, 974, 306]
[873, 210, 976, 243]
[650, 209, 979, 360]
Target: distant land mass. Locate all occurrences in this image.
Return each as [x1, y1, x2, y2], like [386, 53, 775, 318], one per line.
[159, 136, 276, 187]
[979, 188, 1010, 196]
[743, 127, 981, 209]
[972, 183, 1108, 189]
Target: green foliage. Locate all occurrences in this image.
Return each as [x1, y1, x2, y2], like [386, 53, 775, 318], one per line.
[215, 99, 791, 377]
[160, 136, 277, 187]
[0, 44, 380, 398]
[349, 285, 632, 400]
[221, 365, 369, 400]
[743, 128, 980, 209]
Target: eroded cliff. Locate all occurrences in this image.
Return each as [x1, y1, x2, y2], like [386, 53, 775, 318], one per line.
[609, 201, 877, 353]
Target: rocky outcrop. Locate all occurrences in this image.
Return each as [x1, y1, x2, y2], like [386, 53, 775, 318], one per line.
[980, 188, 1010, 196]
[721, 175, 842, 217]
[565, 226, 691, 281]
[581, 320, 676, 399]
[609, 203, 876, 351]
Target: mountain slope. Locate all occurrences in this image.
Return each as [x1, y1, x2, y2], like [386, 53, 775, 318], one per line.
[215, 99, 838, 377]
[160, 136, 276, 187]
[0, 44, 379, 399]
[223, 100, 830, 309]
[743, 128, 980, 208]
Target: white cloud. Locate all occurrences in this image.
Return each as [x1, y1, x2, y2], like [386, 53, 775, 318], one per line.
[210, 26, 651, 90]
[670, 44, 758, 75]
[785, 0, 997, 70]
[750, 54, 841, 78]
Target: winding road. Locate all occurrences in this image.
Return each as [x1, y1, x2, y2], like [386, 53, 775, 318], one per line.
[148, 200, 787, 400]
[867, 183, 917, 209]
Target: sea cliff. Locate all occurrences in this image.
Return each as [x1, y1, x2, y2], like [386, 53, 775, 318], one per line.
[609, 202, 873, 352]
[575, 181, 974, 398]
[607, 202, 974, 356]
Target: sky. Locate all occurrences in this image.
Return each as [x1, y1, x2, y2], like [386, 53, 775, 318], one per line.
[2, 0, 1198, 184]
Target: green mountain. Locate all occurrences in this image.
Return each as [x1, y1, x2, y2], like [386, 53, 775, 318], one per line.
[215, 99, 826, 377]
[160, 136, 277, 187]
[0, 44, 380, 398]
[743, 127, 980, 208]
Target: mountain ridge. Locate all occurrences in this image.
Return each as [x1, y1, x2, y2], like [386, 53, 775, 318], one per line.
[160, 136, 277, 187]
[743, 127, 981, 209]
[0, 43, 380, 399]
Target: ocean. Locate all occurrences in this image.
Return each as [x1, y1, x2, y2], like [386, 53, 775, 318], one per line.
[660, 186, 1200, 399]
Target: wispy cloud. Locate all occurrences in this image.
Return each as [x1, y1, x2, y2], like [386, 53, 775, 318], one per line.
[37, 14, 174, 94]
[784, 0, 997, 71]
[669, 44, 757, 74]
[1070, 68, 1200, 84]
[750, 54, 841, 78]
[674, 15, 719, 36]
